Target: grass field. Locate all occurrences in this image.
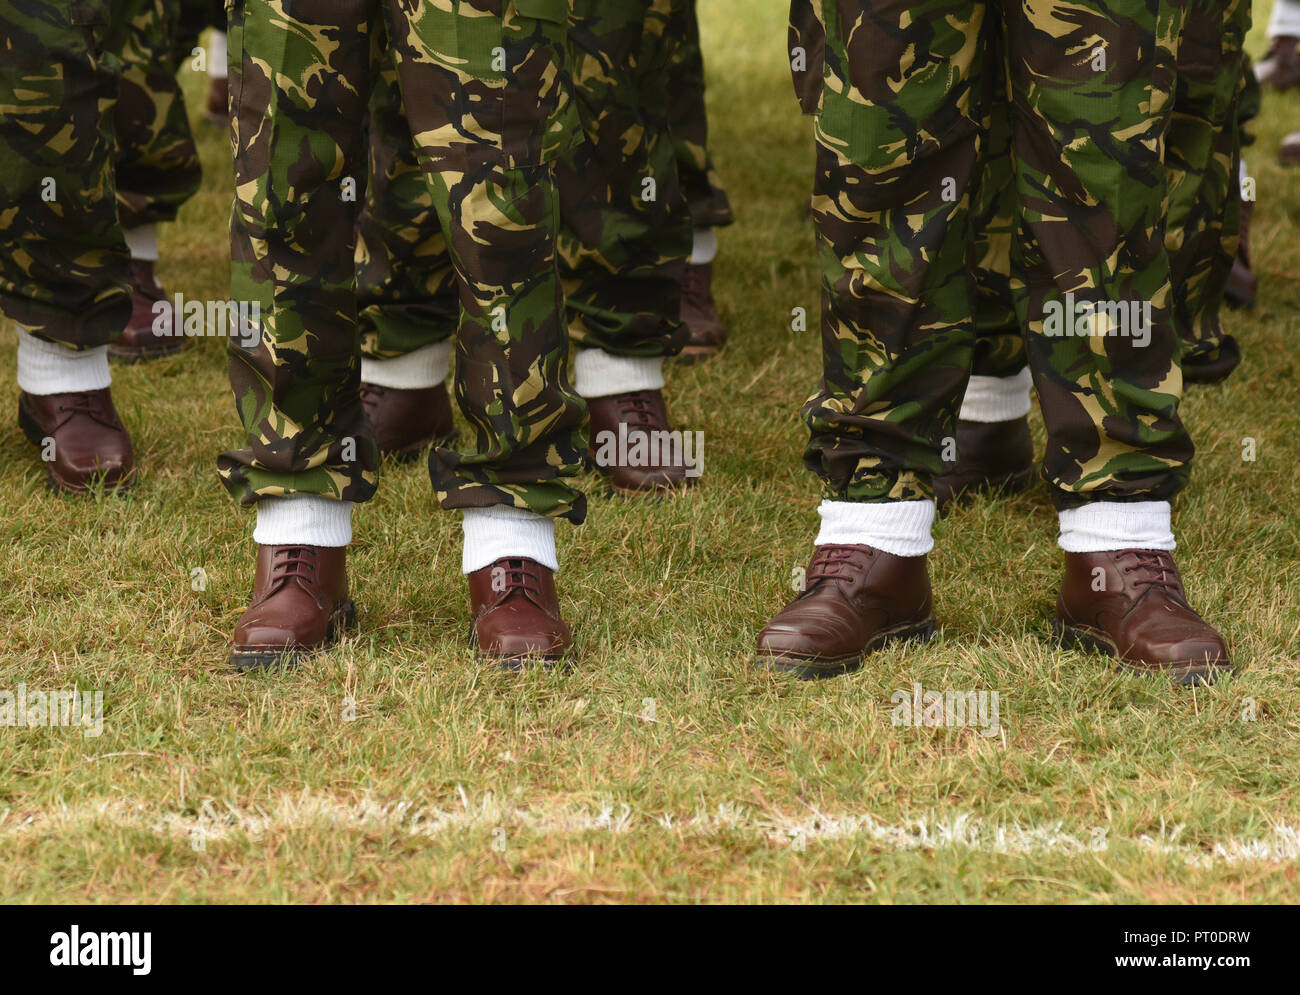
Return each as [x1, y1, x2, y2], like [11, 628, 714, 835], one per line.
[1, 3, 1298, 904]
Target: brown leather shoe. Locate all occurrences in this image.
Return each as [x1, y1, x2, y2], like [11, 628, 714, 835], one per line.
[1224, 198, 1256, 310]
[1281, 128, 1300, 167]
[359, 381, 456, 460]
[678, 262, 726, 362]
[1055, 549, 1230, 686]
[756, 544, 935, 679]
[18, 389, 137, 494]
[587, 389, 699, 495]
[933, 417, 1036, 515]
[231, 545, 355, 670]
[467, 557, 571, 668]
[107, 259, 188, 362]
[1256, 36, 1300, 90]
[204, 75, 229, 123]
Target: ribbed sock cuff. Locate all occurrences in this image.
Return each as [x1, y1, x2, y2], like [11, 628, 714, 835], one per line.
[16, 329, 112, 395]
[689, 227, 718, 265]
[573, 349, 665, 399]
[253, 496, 353, 547]
[1057, 500, 1175, 553]
[209, 30, 228, 79]
[124, 223, 159, 262]
[462, 506, 558, 574]
[959, 368, 1033, 423]
[814, 498, 935, 557]
[360, 340, 451, 390]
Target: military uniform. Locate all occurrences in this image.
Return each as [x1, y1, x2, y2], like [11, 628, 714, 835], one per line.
[358, 0, 700, 373]
[0, 0, 131, 349]
[791, 0, 1193, 510]
[218, 0, 588, 523]
[108, 0, 202, 233]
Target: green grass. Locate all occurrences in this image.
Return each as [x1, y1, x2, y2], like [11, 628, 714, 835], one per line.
[1, 3, 1298, 904]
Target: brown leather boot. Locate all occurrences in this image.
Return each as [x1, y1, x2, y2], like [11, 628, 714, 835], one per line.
[107, 259, 188, 362]
[933, 417, 1036, 514]
[204, 75, 229, 123]
[231, 545, 355, 670]
[359, 382, 456, 460]
[587, 390, 699, 495]
[1281, 128, 1300, 167]
[1256, 36, 1300, 90]
[1055, 549, 1230, 686]
[467, 557, 571, 668]
[18, 389, 137, 494]
[678, 262, 727, 362]
[1225, 198, 1256, 310]
[756, 544, 936, 679]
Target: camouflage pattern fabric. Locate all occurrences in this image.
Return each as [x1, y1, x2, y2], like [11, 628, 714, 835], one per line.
[107, 0, 203, 230]
[1167, 0, 1251, 370]
[794, 0, 1193, 510]
[218, 0, 588, 524]
[358, 0, 696, 369]
[558, 0, 692, 358]
[0, 0, 131, 349]
[668, 0, 732, 230]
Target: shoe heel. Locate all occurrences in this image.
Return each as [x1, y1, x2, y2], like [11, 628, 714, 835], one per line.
[17, 398, 44, 448]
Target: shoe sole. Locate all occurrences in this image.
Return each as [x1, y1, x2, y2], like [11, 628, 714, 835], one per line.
[107, 340, 191, 364]
[466, 618, 569, 672]
[1053, 618, 1232, 687]
[757, 616, 937, 681]
[230, 599, 357, 671]
[18, 400, 137, 496]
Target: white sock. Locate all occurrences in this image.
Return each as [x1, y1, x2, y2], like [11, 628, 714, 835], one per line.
[1057, 500, 1175, 553]
[124, 223, 159, 262]
[958, 368, 1033, 423]
[254, 495, 353, 547]
[360, 340, 451, 390]
[462, 505, 558, 574]
[1269, 0, 1300, 38]
[573, 348, 664, 398]
[16, 328, 111, 395]
[814, 498, 935, 557]
[208, 30, 228, 79]
[688, 227, 718, 265]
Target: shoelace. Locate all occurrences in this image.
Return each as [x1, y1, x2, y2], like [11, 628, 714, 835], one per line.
[616, 392, 663, 432]
[491, 558, 546, 604]
[56, 393, 118, 429]
[1119, 550, 1184, 598]
[269, 546, 319, 591]
[806, 545, 873, 585]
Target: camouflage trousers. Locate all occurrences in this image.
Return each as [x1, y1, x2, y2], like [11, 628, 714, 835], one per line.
[794, 0, 1194, 510]
[218, 0, 588, 523]
[358, 0, 698, 369]
[971, 0, 1253, 391]
[110, 0, 202, 230]
[0, 0, 131, 348]
[671, 0, 732, 230]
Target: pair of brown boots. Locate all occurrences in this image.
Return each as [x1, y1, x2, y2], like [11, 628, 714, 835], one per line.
[758, 420, 1229, 686]
[233, 381, 699, 670]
